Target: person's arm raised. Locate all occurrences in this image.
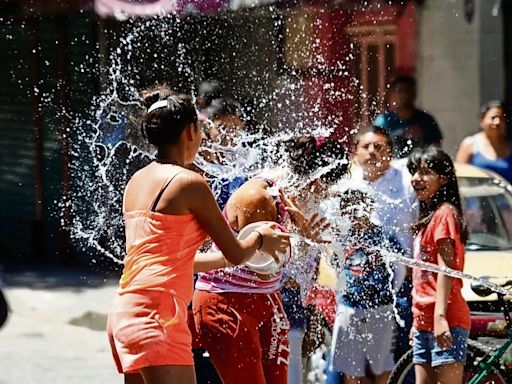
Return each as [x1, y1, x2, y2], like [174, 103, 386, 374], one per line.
[279, 190, 330, 243]
[183, 173, 290, 266]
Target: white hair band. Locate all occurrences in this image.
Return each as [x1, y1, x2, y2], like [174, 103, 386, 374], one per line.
[147, 100, 168, 114]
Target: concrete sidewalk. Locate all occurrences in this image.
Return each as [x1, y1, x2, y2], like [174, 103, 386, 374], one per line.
[0, 271, 121, 383]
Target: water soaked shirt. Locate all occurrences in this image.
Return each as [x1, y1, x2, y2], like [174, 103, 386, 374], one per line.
[347, 165, 418, 258]
[346, 165, 419, 290]
[337, 226, 396, 310]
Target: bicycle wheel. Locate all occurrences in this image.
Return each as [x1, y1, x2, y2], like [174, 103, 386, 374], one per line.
[387, 342, 511, 384]
[387, 349, 415, 384]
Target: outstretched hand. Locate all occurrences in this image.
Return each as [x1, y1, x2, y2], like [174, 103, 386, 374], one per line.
[279, 190, 330, 243]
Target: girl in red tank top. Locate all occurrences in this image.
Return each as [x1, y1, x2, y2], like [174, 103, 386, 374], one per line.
[407, 146, 470, 384]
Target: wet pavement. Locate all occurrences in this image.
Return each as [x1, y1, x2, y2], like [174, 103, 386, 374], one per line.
[0, 269, 121, 383]
[1, 268, 510, 383]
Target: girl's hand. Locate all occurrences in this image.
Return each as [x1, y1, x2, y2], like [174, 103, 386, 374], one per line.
[409, 326, 416, 346]
[255, 223, 291, 263]
[279, 190, 330, 242]
[279, 190, 307, 228]
[304, 213, 331, 243]
[434, 314, 452, 350]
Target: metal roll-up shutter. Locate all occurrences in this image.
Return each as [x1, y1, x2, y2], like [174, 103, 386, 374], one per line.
[37, 17, 66, 262]
[36, 13, 99, 263]
[65, 14, 100, 262]
[0, 11, 99, 264]
[0, 20, 37, 262]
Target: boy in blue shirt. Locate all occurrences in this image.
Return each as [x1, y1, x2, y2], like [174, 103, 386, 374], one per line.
[327, 189, 404, 384]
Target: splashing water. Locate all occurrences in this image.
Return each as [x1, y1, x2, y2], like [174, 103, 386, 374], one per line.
[314, 195, 512, 329]
[67, 14, 344, 269]
[383, 250, 512, 297]
[66, 14, 512, 306]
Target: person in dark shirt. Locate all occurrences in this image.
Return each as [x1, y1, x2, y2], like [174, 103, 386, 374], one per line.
[374, 75, 443, 158]
[336, 190, 399, 309]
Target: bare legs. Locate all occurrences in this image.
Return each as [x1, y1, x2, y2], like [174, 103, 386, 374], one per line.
[374, 371, 390, 384]
[415, 363, 464, 384]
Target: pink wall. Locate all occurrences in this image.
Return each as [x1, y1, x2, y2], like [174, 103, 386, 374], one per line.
[303, 2, 417, 140]
[304, 8, 354, 140]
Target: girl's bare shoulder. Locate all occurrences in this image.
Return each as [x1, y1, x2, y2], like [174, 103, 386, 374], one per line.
[127, 164, 205, 191]
[459, 135, 477, 151]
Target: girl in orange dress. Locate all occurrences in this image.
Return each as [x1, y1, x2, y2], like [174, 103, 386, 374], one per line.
[107, 85, 290, 384]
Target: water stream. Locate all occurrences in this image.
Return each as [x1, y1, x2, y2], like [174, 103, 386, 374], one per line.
[66, 14, 512, 302]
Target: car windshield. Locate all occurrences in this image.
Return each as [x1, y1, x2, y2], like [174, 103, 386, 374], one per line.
[459, 176, 512, 251]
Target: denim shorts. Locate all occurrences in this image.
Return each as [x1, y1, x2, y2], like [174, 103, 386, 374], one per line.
[412, 327, 469, 367]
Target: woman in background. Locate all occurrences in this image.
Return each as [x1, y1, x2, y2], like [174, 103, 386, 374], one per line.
[456, 101, 511, 183]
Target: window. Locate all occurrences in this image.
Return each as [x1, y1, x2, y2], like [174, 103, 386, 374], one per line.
[346, 24, 397, 126]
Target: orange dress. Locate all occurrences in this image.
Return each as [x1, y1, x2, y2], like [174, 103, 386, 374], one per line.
[107, 173, 207, 374]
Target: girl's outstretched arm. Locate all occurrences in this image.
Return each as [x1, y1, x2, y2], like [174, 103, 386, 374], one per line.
[193, 252, 228, 273]
[183, 172, 290, 266]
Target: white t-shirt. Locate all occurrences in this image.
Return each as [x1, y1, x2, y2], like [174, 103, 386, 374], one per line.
[346, 165, 418, 254]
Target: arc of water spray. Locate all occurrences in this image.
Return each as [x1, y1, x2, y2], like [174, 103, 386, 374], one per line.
[296, 231, 512, 297]
[384, 251, 512, 296]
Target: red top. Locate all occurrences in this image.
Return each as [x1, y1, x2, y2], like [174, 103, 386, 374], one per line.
[412, 204, 471, 332]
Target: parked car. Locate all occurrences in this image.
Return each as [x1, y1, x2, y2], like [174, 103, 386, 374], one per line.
[456, 163, 512, 338]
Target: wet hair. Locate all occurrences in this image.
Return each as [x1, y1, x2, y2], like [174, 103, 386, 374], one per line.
[339, 189, 374, 212]
[140, 85, 198, 147]
[407, 146, 468, 243]
[285, 135, 350, 184]
[204, 98, 241, 121]
[391, 75, 416, 89]
[479, 100, 506, 120]
[339, 189, 376, 236]
[353, 125, 393, 152]
[198, 80, 223, 106]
